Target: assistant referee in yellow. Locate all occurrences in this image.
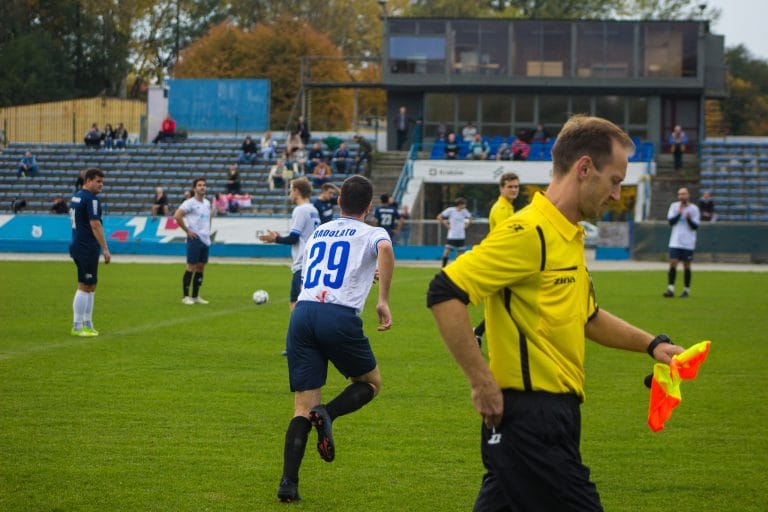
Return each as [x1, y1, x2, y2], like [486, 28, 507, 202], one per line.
[428, 115, 687, 511]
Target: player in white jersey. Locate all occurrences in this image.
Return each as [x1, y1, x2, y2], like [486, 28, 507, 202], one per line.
[175, 177, 213, 304]
[277, 175, 394, 503]
[438, 197, 473, 267]
[259, 177, 320, 310]
[663, 187, 700, 298]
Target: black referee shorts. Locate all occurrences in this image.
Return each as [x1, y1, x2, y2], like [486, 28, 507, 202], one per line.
[473, 390, 603, 512]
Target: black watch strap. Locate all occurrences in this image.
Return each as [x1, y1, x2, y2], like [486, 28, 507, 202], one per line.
[647, 334, 672, 358]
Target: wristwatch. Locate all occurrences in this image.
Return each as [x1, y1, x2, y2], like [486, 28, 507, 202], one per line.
[647, 334, 673, 358]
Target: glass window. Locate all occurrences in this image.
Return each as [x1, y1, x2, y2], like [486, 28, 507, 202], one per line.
[642, 23, 697, 78]
[576, 22, 633, 78]
[628, 97, 648, 124]
[425, 94, 455, 124]
[515, 95, 534, 125]
[570, 96, 592, 116]
[595, 95, 624, 124]
[482, 95, 511, 124]
[452, 21, 480, 75]
[478, 21, 508, 75]
[418, 21, 445, 34]
[388, 36, 446, 74]
[539, 96, 568, 125]
[458, 95, 479, 125]
[390, 20, 417, 34]
[515, 22, 570, 77]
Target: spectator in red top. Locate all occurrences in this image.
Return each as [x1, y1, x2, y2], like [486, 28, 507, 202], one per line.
[152, 114, 176, 144]
[511, 135, 530, 161]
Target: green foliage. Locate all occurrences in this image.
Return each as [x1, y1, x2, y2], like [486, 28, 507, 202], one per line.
[723, 45, 768, 135]
[1, 261, 767, 511]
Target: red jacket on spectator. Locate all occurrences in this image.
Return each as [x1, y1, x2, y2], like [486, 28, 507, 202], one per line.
[161, 117, 176, 135]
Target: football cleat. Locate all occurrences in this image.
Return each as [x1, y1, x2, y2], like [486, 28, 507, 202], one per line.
[662, 290, 674, 298]
[309, 405, 335, 462]
[192, 296, 209, 304]
[70, 328, 96, 337]
[83, 326, 100, 336]
[679, 291, 689, 298]
[277, 477, 300, 503]
[181, 296, 195, 305]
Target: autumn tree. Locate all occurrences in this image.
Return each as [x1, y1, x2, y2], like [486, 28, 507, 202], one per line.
[174, 19, 354, 131]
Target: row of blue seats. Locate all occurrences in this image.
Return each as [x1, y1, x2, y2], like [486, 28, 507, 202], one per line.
[427, 139, 654, 162]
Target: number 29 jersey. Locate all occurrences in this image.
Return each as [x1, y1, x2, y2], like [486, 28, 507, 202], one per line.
[298, 217, 391, 313]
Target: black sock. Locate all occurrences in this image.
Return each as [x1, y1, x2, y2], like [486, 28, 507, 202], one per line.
[325, 382, 375, 421]
[684, 268, 691, 288]
[442, 257, 448, 267]
[192, 272, 203, 297]
[282, 416, 311, 483]
[183, 271, 193, 296]
[668, 267, 676, 286]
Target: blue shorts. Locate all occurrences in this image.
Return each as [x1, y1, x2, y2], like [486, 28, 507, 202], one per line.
[286, 301, 377, 392]
[446, 238, 466, 249]
[669, 247, 694, 262]
[186, 237, 209, 264]
[290, 270, 302, 302]
[70, 244, 100, 285]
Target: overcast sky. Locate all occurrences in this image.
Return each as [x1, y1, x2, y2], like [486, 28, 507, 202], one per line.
[707, 0, 768, 60]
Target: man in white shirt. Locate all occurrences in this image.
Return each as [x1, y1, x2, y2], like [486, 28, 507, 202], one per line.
[175, 177, 212, 304]
[664, 187, 700, 298]
[276, 175, 394, 503]
[438, 197, 472, 267]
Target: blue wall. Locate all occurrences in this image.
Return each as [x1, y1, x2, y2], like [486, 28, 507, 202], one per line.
[168, 79, 270, 132]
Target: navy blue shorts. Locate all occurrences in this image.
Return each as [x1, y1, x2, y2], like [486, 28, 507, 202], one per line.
[446, 238, 466, 248]
[669, 247, 694, 262]
[286, 301, 377, 392]
[290, 270, 302, 302]
[473, 390, 603, 512]
[70, 245, 100, 285]
[186, 237, 209, 264]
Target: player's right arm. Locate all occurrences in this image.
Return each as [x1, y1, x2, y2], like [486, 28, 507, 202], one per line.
[374, 239, 395, 331]
[174, 206, 197, 239]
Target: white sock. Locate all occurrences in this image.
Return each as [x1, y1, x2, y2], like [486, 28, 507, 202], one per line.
[73, 290, 89, 329]
[84, 291, 95, 328]
[667, 284, 674, 292]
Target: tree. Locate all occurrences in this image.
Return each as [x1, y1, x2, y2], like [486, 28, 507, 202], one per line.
[174, 19, 354, 130]
[721, 46, 768, 135]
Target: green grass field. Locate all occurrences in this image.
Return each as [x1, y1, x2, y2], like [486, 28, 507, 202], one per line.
[1, 260, 767, 511]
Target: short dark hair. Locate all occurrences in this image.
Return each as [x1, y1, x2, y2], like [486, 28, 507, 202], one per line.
[380, 194, 389, 203]
[291, 177, 313, 199]
[499, 172, 519, 187]
[455, 197, 467, 206]
[83, 168, 104, 182]
[340, 176, 373, 215]
[192, 177, 206, 188]
[551, 115, 634, 177]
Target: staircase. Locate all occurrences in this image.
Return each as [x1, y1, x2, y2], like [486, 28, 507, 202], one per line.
[649, 153, 700, 220]
[369, 150, 408, 199]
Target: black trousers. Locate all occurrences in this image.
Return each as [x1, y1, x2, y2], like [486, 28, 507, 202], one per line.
[473, 390, 603, 512]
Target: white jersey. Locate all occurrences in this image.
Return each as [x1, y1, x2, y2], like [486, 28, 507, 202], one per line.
[298, 217, 391, 313]
[179, 197, 212, 246]
[667, 201, 700, 250]
[440, 207, 472, 240]
[290, 202, 320, 272]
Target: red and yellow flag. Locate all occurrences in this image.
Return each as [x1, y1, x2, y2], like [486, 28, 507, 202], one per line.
[648, 341, 711, 432]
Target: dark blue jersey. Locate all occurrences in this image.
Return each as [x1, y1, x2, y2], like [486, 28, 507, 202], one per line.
[312, 196, 337, 224]
[70, 189, 102, 248]
[374, 205, 400, 233]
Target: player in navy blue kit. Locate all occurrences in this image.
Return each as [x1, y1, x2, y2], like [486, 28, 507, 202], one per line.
[373, 193, 402, 239]
[311, 183, 340, 224]
[277, 175, 395, 503]
[68, 168, 111, 337]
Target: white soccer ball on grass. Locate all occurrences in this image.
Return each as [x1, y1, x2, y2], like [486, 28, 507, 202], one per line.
[252, 289, 269, 305]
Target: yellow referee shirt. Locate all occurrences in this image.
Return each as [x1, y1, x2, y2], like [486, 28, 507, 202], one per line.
[444, 192, 597, 400]
[488, 196, 515, 231]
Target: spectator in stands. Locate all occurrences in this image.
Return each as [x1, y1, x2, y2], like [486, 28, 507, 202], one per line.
[307, 141, 325, 174]
[461, 121, 477, 142]
[444, 133, 460, 160]
[50, 196, 69, 214]
[323, 134, 343, 152]
[469, 134, 490, 160]
[698, 190, 715, 222]
[114, 122, 129, 149]
[312, 183, 340, 224]
[84, 123, 102, 148]
[151, 187, 169, 217]
[260, 131, 278, 161]
[213, 192, 229, 216]
[297, 115, 311, 146]
[12, 197, 27, 214]
[353, 135, 373, 174]
[286, 129, 304, 162]
[393, 105, 414, 150]
[269, 158, 292, 191]
[669, 125, 688, 170]
[512, 133, 530, 161]
[152, 113, 176, 144]
[531, 123, 550, 143]
[291, 145, 308, 176]
[226, 165, 242, 195]
[332, 142, 352, 174]
[311, 160, 332, 188]
[496, 142, 512, 161]
[436, 123, 448, 142]
[17, 150, 39, 177]
[239, 136, 258, 164]
[103, 123, 115, 150]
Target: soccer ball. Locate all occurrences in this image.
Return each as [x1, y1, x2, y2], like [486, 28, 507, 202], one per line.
[252, 289, 269, 305]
